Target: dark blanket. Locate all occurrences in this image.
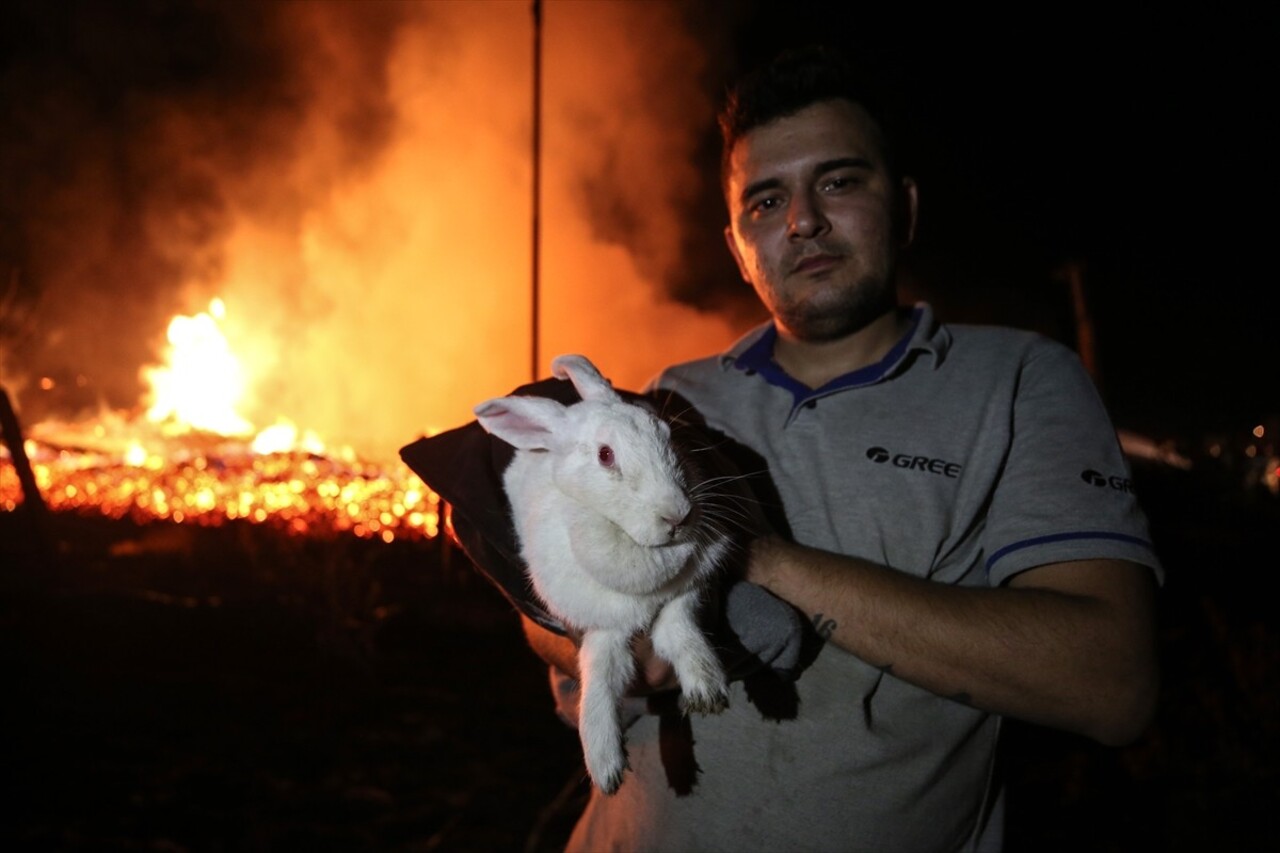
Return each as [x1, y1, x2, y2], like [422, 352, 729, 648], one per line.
[398, 376, 580, 632]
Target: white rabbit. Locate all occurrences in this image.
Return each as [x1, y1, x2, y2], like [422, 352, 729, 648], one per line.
[473, 353, 732, 795]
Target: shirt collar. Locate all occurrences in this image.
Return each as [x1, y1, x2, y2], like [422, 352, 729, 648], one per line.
[720, 302, 950, 405]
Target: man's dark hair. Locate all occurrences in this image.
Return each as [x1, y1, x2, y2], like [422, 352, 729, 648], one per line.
[717, 44, 901, 192]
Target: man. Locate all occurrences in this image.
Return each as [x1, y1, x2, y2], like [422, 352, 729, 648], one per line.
[518, 45, 1162, 852]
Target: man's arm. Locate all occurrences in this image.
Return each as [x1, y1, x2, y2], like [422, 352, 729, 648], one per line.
[746, 536, 1159, 746]
[520, 614, 580, 678]
[519, 543, 1158, 745]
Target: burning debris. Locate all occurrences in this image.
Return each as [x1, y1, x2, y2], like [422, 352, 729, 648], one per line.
[0, 432, 438, 543]
[1, 299, 441, 542]
[0, 2, 745, 547]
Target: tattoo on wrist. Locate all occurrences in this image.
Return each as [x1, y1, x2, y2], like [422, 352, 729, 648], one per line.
[811, 612, 837, 640]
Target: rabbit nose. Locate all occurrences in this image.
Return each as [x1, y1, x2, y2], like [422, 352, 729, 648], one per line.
[663, 506, 692, 531]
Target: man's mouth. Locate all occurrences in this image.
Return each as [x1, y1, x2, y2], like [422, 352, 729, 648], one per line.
[792, 253, 841, 274]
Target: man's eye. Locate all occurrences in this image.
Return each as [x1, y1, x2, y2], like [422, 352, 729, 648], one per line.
[750, 196, 781, 215]
[823, 175, 859, 192]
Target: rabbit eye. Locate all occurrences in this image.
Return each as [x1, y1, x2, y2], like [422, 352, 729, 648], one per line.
[597, 445, 615, 467]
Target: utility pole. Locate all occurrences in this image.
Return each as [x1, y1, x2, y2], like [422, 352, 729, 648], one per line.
[530, 0, 542, 382]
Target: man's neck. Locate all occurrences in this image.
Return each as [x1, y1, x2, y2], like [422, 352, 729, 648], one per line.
[773, 309, 910, 389]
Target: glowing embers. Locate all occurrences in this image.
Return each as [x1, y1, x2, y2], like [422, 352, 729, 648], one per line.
[1, 297, 443, 542]
[0, 438, 440, 542]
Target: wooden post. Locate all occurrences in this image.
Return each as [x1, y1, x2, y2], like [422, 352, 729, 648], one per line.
[0, 384, 52, 555]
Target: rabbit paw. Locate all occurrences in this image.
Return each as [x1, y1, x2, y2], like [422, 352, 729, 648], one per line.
[586, 743, 630, 795]
[680, 680, 730, 716]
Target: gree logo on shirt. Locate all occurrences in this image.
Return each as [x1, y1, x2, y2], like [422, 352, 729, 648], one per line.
[866, 446, 962, 478]
[1080, 468, 1134, 493]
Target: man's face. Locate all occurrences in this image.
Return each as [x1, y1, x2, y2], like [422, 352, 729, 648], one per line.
[723, 99, 917, 342]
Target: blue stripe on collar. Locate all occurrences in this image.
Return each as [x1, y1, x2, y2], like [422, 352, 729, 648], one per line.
[732, 307, 924, 408]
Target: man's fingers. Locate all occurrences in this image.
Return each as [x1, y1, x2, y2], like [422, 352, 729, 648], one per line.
[630, 634, 678, 693]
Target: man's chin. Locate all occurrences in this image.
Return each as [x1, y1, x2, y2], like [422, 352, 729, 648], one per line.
[777, 303, 886, 343]
[780, 317, 862, 343]
[773, 279, 898, 342]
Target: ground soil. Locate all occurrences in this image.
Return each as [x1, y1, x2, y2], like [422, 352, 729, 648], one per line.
[1, 459, 1276, 852]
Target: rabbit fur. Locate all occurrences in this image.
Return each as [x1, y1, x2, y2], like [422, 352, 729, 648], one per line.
[473, 354, 732, 795]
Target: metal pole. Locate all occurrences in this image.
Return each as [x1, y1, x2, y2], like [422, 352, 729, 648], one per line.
[531, 0, 542, 382]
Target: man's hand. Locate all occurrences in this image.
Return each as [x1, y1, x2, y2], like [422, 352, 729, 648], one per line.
[520, 615, 680, 697]
[627, 632, 678, 695]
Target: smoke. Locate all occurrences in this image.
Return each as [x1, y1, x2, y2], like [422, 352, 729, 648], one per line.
[0, 0, 753, 460]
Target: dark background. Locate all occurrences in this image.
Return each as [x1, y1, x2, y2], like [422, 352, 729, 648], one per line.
[701, 1, 1279, 439]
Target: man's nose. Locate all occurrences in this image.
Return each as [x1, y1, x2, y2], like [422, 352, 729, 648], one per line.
[787, 192, 829, 239]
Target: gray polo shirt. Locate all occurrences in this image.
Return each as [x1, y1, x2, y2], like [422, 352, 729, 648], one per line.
[565, 303, 1162, 853]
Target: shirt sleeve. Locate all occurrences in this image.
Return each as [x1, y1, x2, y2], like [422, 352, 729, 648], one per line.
[982, 339, 1164, 586]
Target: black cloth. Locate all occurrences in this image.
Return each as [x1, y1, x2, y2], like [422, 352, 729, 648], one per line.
[399, 376, 579, 631]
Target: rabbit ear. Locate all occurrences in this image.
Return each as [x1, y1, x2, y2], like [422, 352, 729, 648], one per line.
[473, 395, 568, 451]
[551, 354, 619, 402]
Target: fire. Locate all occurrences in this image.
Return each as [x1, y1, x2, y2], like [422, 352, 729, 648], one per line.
[0, 301, 442, 543]
[252, 419, 327, 456]
[143, 298, 253, 437]
[1, 437, 440, 543]
[0, 2, 748, 546]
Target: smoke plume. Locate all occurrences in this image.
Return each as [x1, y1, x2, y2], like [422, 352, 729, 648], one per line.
[0, 0, 754, 460]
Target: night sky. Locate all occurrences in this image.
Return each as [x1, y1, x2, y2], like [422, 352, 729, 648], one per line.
[2, 1, 1275, 443]
[710, 2, 1279, 439]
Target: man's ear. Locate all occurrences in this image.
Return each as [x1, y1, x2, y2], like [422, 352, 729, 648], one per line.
[898, 178, 919, 248]
[724, 224, 750, 282]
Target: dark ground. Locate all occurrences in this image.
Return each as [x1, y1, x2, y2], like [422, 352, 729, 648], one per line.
[1, 457, 1277, 852]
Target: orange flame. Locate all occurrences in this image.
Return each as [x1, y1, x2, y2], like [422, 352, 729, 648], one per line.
[143, 298, 253, 437]
[2, 300, 440, 542]
[2, 2, 753, 543]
